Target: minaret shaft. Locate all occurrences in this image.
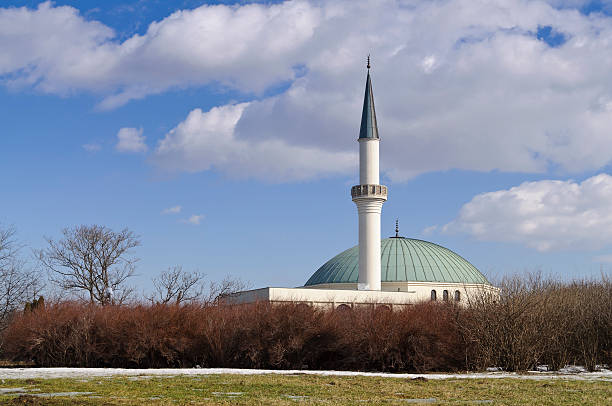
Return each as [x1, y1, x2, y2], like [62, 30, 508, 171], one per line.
[352, 67, 387, 291]
[356, 199, 384, 290]
[359, 139, 379, 184]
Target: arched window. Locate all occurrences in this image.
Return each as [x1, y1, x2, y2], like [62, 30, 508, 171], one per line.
[443, 290, 449, 301]
[336, 304, 351, 312]
[454, 290, 461, 301]
[430, 290, 437, 301]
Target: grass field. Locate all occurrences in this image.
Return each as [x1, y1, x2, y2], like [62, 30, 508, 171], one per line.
[0, 373, 610, 405]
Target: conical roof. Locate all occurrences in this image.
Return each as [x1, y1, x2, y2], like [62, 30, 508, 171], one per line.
[305, 238, 490, 286]
[358, 71, 379, 139]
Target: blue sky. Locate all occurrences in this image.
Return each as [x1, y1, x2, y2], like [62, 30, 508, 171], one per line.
[2, 0, 612, 295]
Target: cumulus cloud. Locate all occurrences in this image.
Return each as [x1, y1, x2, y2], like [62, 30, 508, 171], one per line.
[153, 103, 356, 181]
[162, 206, 182, 214]
[4, 1, 612, 180]
[0, 1, 320, 108]
[444, 174, 612, 252]
[116, 127, 147, 153]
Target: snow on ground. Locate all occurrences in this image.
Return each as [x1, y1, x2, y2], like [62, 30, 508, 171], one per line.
[0, 368, 610, 381]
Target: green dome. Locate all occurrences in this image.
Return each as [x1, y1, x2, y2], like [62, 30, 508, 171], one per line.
[305, 237, 489, 286]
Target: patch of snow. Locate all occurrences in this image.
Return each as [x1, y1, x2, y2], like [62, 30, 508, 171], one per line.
[594, 365, 609, 372]
[284, 394, 309, 400]
[399, 398, 437, 403]
[559, 365, 587, 373]
[212, 391, 244, 397]
[0, 367, 609, 381]
[0, 388, 26, 394]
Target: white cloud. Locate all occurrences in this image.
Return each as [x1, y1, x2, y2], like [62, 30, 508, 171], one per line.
[4, 1, 612, 180]
[153, 103, 356, 181]
[421, 55, 438, 74]
[422, 225, 438, 236]
[162, 205, 181, 214]
[0, 1, 320, 108]
[444, 174, 612, 252]
[116, 127, 147, 153]
[183, 214, 204, 225]
[82, 143, 101, 152]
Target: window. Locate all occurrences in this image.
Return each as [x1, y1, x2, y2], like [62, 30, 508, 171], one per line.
[336, 304, 351, 311]
[431, 290, 437, 301]
[443, 290, 449, 301]
[454, 290, 461, 301]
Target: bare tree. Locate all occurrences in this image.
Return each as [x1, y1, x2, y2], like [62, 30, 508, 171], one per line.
[0, 226, 22, 269]
[206, 275, 251, 304]
[0, 225, 43, 328]
[38, 225, 140, 305]
[149, 265, 205, 305]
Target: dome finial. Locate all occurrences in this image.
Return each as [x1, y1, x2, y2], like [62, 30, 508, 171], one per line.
[367, 54, 371, 70]
[395, 219, 399, 237]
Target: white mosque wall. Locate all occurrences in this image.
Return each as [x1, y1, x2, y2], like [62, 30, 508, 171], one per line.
[305, 281, 499, 306]
[223, 282, 499, 310]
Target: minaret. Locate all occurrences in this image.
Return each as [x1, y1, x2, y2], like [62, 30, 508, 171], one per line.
[351, 57, 387, 291]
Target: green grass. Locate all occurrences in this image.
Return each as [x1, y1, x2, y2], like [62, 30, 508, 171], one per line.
[0, 374, 610, 405]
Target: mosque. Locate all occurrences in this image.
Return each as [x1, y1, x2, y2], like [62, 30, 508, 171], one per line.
[226, 60, 498, 309]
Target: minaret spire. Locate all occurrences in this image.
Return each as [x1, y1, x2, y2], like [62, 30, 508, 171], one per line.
[395, 219, 399, 237]
[359, 59, 379, 140]
[351, 58, 388, 291]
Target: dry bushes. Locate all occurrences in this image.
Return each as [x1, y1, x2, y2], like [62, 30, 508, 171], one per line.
[1, 301, 461, 371]
[3, 302, 198, 367]
[2, 275, 610, 372]
[335, 304, 463, 372]
[459, 275, 612, 371]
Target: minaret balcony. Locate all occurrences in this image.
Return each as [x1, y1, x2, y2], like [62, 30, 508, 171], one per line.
[351, 184, 388, 199]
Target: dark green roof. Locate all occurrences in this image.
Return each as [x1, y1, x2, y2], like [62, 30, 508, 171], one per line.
[305, 237, 490, 286]
[358, 71, 379, 139]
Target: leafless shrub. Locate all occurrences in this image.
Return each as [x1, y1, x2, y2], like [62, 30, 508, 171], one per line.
[336, 302, 463, 372]
[37, 225, 140, 305]
[2, 301, 462, 371]
[459, 272, 612, 371]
